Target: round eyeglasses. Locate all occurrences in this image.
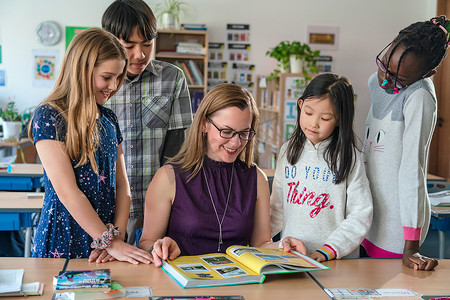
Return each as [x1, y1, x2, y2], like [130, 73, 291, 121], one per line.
[207, 118, 256, 141]
[375, 57, 407, 89]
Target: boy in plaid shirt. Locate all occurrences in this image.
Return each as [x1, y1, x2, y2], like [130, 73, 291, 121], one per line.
[102, 0, 193, 244]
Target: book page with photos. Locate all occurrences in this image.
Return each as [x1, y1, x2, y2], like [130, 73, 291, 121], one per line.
[226, 246, 328, 275]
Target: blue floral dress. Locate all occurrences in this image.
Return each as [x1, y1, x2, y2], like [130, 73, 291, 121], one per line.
[31, 104, 122, 258]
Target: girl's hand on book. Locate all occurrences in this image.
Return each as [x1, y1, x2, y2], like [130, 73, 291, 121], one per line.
[150, 237, 181, 267]
[106, 239, 153, 265]
[309, 251, 326, 262]
[88, 249, 115, 263]
[280, 236, 307, 255]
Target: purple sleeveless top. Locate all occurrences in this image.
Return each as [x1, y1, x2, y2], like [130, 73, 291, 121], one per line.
[167, 156, 257, 255]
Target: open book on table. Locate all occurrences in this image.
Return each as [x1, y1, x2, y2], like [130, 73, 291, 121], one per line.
[161, 245, 330, 288]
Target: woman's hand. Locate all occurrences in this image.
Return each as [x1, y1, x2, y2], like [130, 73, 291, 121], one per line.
[150, 237, 181, 267]
[105, 239, 152, 265]
[280, 236, 307, 255]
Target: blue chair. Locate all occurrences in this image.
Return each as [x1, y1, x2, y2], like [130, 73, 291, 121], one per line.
[427, 180, 450, 259]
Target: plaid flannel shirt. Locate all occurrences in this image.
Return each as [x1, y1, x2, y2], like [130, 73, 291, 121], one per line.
[105, 60, 192, 219]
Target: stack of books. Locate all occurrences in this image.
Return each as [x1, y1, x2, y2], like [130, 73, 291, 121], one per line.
[176, 42, 206, 55]
[53, 268, 126, 299]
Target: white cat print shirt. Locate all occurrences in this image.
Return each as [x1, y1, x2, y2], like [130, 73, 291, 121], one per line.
[362, 72, 437, 257]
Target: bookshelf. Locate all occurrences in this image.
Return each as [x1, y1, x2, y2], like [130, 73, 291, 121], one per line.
[153, 29, 208, 103]
[255, 73, 309, 169]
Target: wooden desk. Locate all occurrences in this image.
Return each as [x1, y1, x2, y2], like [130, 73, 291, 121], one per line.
[0, 258, 329, 299]
[0, 192, 44, 257]
[0, 163, 43, 177]
[0, 191, 44, 212]
[312, 258, 450, 296]
[0, 163, 43, 191]
[427, 173, 446, 181]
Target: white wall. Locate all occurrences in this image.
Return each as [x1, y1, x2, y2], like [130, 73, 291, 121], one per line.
[0, 0, 437, 140]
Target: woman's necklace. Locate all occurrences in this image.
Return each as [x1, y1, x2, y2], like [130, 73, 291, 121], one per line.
[202, 162, 234, 252]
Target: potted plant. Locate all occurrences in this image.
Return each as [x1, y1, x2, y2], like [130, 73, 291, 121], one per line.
[289, 41, 320, 78]
[266, 41, 291, 73]
[1, 101, 22, 141]
[266, 41, 321, 82]
[155, 0, 189, 29]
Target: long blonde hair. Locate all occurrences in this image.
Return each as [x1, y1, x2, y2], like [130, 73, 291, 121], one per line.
[169, 83, 259, 180]
[28, 28, 128, 172]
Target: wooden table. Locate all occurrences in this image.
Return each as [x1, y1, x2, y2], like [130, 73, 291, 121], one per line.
[312, 258, 450, 298]
[0, 163, 43, 191]
[427, 173, 447, 181]
[2, 258, 450, 299]
[0, 192, 44, 257]
[0, 258, 329, 299]
[0, 163, 43, 177]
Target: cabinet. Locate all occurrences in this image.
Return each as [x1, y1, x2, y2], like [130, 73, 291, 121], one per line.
[153, 29, 208, 100]
[255, 73, 309, 169]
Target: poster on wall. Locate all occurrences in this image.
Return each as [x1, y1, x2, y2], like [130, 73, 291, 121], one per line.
[208, 43, 225, 61]
[226, 24, 250, 43]
[231, 63, 254, 93]
[283, 76, 307, 140]
[224, 24, 254, 94]
[66, 26, 92, 49]
[32, 49, 59, 87]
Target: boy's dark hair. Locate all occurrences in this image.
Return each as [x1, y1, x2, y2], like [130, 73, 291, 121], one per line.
[102, 0, 157, 42]
[286, 73, 356, 184]
[388, 15, 450, 77]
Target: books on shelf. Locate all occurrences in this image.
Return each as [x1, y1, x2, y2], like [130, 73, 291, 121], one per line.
[55, 269, 111, 293]
[188, 60, 204, 85]
[0, 269, 44, 297]
[176, 42, 206, 55]
[161, 245, 329, 288]
[429, 190, 450, 206]
[174, 60, 203, 86]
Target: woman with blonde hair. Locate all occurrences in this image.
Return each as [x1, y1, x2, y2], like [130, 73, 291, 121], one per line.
[139, 83, 306, 266]
[29, 28, 152, 264]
